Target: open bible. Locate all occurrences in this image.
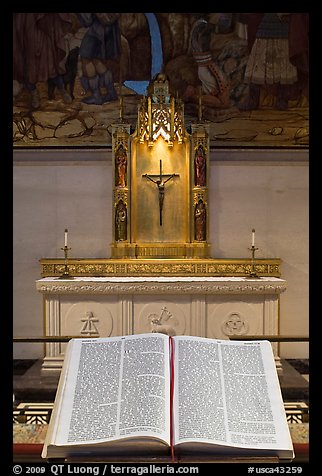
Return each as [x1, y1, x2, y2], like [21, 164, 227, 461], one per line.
[41, 333, 294, 461]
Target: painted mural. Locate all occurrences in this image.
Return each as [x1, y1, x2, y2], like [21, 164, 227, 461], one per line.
[13, 13, 309, 148]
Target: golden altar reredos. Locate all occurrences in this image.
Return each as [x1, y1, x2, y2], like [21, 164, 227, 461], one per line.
[112, 73, 210, 260]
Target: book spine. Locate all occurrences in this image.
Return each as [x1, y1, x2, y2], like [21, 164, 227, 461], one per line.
[169, 336, 175, 463]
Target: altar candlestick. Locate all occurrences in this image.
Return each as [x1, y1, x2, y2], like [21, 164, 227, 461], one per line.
[252, 228, 255, 247]
[60, 229, 72, 279]
[247, 230, 259, 278]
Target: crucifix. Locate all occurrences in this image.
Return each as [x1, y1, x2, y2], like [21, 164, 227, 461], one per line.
[143, 159, 179, 226]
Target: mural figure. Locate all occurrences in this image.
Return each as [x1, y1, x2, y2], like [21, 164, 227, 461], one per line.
[194, 199, 206, 241]
[184, 15, 230, 108]
[13, 13, 74, 109]
[76, 13, 121, 104]
[115, 200, 127, 241]
[194, 144, 206, 187]
[115, 144, 127, 187]
[239, 13, 309, 110]
[47, 46, 80, 102]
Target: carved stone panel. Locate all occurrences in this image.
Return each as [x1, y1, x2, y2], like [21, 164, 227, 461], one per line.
[60, 297, 119, 339]
[207, 296, 263, 339]
[133, 297, 188, 336]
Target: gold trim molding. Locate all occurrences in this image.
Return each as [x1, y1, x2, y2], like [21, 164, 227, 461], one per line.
[39, 258, 281, 278]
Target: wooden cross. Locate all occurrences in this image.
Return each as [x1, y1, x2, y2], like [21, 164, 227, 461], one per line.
[143, 159, 179, 226]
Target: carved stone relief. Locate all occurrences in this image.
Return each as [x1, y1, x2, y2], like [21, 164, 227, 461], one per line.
[80, 311, 100, 336]
[221, 312, 249, 336]
[135, 300, 187, 335]
[62, 302, 114, 337]
[207, 299, 262, 339]
[148, 307, 178, 336]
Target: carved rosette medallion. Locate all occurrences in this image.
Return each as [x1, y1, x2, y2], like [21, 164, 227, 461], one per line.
[221, 312, 249, 336]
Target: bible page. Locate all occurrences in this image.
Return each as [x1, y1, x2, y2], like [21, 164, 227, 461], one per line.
[172, 336, 293, 456]
[49, 333, 170, 448]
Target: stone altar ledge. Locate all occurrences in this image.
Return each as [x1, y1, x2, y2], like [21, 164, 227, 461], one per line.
[36, 276, 287, 295]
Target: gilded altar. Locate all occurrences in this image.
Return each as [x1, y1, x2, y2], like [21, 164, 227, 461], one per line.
[37, 74, 287, 375]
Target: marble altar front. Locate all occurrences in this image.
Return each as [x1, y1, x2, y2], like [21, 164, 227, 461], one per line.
[36, 276, 287, 374]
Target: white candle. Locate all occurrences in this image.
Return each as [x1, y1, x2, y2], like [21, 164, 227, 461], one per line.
[251, 228, 255, 247]
[64, 229, 68, 247]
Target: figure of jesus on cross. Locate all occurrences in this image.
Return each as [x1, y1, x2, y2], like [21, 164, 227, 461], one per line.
[143, 159, 179, 226]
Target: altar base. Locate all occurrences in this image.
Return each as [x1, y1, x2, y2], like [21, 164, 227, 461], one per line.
[36, 275, 286, 374]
